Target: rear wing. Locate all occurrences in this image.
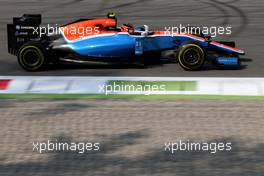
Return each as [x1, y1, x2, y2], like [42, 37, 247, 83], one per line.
[7, 14, 41, 55]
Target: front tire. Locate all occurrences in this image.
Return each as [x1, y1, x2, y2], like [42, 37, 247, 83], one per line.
[177, 43, 206, 70]
[18, 42, 48, 71]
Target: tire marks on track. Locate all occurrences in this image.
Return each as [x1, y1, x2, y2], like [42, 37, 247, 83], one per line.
[197, 0, 230, 26]
[209, 0, 248, 36]
[46, 0, 154, 17]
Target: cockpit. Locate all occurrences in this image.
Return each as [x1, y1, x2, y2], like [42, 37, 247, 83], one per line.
[62, 12, 154, 41]
[103, 12, 154, 36]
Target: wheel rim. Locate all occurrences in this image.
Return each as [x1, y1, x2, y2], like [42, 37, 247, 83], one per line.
[182, 47, 201, 65]
[22, 49, 41, 67]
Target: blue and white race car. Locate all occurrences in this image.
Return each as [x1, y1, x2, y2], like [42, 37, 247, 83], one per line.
[7, 13, 245, 71]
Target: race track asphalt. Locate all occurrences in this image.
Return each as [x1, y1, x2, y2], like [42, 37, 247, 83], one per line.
[0, 99, 263, 175]
[0, 0, 263, 76]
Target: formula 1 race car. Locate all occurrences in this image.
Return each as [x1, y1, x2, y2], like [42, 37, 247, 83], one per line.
[7, 13, 245, 71]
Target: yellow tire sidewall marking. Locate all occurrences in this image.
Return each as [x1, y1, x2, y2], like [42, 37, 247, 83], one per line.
[178, 43, 205, 70]
[19, 45, 45, 70]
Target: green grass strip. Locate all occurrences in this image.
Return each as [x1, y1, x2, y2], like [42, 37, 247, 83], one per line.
[0, 94, 263, 100]
[107, 80, 197, 91]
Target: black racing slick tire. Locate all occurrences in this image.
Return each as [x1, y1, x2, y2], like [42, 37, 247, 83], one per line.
[17, 42, 48, 71]
[177, 43, 206, 71]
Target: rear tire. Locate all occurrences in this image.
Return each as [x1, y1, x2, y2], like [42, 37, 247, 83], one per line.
[18, 41, 48, 71]
[177, 43, 206, 70]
